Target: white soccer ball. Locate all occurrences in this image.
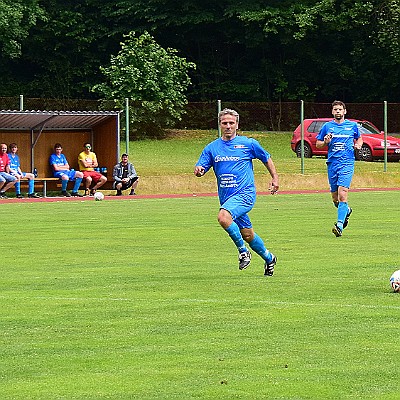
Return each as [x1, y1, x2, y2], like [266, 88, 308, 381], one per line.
[389, 269, 400, 292]
[94, 191, 105, 201]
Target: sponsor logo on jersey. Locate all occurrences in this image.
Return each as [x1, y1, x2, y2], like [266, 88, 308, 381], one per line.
[214, 155, 240, 162]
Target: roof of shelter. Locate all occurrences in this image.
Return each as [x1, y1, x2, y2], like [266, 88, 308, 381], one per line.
[0, 110, 120, 131]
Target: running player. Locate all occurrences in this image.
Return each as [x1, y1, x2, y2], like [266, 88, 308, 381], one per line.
[316, 100, 363, 237]
[194, 108, 279, 276]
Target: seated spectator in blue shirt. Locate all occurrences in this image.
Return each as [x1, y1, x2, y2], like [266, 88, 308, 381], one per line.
[8, 143, 41, 198]
[0, 143, 17, 199]
[49, 143, 83, 197]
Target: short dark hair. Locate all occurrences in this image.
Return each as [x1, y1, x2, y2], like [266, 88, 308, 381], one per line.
[9, 143, 18, 149]
[121, 153, 128, 158]
[54, 143, 62, 150]
[332, 100, 346, 110]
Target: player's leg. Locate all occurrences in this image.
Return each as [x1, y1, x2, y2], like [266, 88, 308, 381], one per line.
[115, 182, 123, 195]
[84, 173, 92, 195]
[334, 164, 354, 234]
[71, 171, 83, 195]
[60, 174, 69, 193]
[218, 208, 248, 255]
[128, 177, 139, 195]
[328, 163, 344, 237]
[2, 174, 17, 193]
[92, 174, 107, 191]
[14, 177, 22, 197]
[241, 224, 277, 276]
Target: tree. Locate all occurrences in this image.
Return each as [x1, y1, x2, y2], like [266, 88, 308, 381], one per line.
[93, 31, 196, 137]
[0, 0, 45, 58]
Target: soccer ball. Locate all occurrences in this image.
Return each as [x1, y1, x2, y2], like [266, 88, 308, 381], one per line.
[389, 270, 400, 292]
[94, 191, 105, 201]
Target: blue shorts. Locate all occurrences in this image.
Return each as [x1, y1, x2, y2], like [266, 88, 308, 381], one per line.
[0, 172, 17, 183]
[54, 170, 77, 180]
[220, 193, 255, 229]
[327, 162, 354, 192]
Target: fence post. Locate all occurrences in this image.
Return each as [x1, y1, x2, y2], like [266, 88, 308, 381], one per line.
[125, 98, 129, 155]
[217, 100, 221, 138]
[300, 100, 305, 174]
[384, 101, 387, 172]
[19, 95, 24, 111]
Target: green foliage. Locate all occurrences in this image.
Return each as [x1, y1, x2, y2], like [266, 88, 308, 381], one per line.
[1, 0, 400, 101]
[93, 31, 196, 137]
[0, 0, 45, 58]
[1, 192, 400, 398]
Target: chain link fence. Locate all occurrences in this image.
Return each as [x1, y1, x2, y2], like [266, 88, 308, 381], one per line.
[1, 97, 399, 133]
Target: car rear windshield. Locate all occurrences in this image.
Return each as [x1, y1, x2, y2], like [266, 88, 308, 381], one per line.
[357, 122, 380, 134]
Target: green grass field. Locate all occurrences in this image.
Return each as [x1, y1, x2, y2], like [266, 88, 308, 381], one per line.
[1, 191, 400, 399]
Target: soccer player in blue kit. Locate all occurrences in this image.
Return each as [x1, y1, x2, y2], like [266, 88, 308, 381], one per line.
[316, 100, 363, 237]
[194, 108, 279, 276]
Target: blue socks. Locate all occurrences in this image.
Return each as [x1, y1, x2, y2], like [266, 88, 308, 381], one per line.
[225, 223, 272, 262]
[28, 179, 34, 194]
[61, 180, 68, 191]
[337, 202, 349, 230]
[14, 180, 20, 194]
[225, 222, 247, 253]
[249, 233, 272, 262]
[73, 177, 83, 192]
[15, 179, 35, 195]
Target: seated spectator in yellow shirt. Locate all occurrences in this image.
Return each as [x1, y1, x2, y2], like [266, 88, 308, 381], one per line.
[77, 143, 107, 196]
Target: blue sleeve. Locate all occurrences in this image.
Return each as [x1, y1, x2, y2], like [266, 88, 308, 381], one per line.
[195, 144, 213, 173]
[353, 122, 361, 139]
[251, 138, 270, 163]
[316, 123, 328, 141]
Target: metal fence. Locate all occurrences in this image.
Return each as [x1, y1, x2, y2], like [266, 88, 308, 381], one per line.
[1, 97, 399, 133]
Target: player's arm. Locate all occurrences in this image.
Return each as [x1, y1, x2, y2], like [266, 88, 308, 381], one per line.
[264, 158, 279, 194]
[52, 163, 69, 171]
[354, 136, 363, 150]
[316, 133, 332, 148]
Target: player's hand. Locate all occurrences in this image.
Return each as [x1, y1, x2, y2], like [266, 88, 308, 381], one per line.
[354, 143, 362, 150]
[324, 133, 332, 144]
[269, 181, 279, 195]
[194, 166, 205, 177]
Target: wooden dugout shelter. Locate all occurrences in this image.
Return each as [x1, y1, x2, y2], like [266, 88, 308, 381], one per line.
[0, 110, 121, 189]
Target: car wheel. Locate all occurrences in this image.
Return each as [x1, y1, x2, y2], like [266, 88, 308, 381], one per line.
[295, 142, 312, 158]
[356, 144, 373, 162]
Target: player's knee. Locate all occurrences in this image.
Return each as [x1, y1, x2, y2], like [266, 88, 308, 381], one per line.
[217, 209, 231, 228]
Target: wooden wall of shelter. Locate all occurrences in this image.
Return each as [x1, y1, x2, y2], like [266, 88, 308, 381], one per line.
[0, 111, 120, 179]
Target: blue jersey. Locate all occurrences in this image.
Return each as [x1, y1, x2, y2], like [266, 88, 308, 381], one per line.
[7, 153, 21, 174]
[196, 135, 270, 204]
[49, 153, 68, 171]
[316, 119, 360, 163]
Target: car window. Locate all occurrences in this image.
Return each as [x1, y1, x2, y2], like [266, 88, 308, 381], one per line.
[308, 121, 327, 133]
[357, 122, 380, 134]
[308, 121, 326, 133]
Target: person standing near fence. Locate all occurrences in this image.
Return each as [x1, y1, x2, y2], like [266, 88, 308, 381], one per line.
[8, 143, 41, 198]
[194, 108, 279, 276]
[316, 100, 363, 237]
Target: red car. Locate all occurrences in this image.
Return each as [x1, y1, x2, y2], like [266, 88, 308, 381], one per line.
[291, 118, 400, 161]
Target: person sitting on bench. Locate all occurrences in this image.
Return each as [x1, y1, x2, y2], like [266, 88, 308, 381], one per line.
[49, 143, 83, 197]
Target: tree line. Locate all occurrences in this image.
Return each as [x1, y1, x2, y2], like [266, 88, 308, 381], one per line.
[1, 0, 400, 103]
